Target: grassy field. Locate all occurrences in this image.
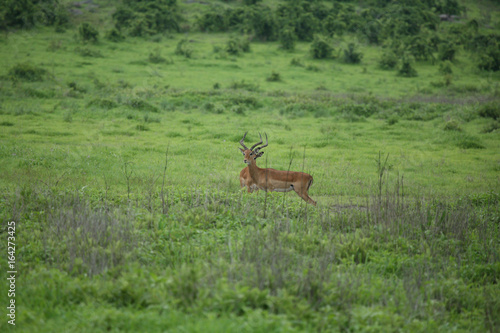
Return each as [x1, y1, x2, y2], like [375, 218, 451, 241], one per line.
[0, 0, 499, 331]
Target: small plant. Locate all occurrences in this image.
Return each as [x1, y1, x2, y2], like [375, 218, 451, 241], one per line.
[306, 64, 320, 72]
[266, 71, 282, 82]
[481, 121, 499, 133]
[225, 36, 250, 56]
[478, 103, 500, 120]
[279, 27, 297, 51]
[310, 35, 333, 59]
[343, 42, 363, 64]
[439, 61, 453, 75]
[149, 48, 167, 64]
[175, 39, 193, 58]
[444, 119, 462, 131]
[106, 28, 125, 42]
[213, 82, 220, 89]
[290, 58, 304, 67]
[378, 50, 398, 70]
[386, 115, 399, 125]
[398, 54, 418, 77]
[8, 63, 47, 82]
[74, 47, 103, 58]
[136, 124, 149, 131]
[438, 42, 457, 61]
[78, 22, 99, 43]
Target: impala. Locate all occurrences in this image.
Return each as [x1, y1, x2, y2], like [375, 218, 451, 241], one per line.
[239, 132, 316, 206]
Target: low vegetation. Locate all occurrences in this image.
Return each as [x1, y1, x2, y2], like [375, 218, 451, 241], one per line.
[0, 0, 499, 332]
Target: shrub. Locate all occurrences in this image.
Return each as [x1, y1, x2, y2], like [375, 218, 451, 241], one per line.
[290, 58, 304, 67]
[78, 22, 99, 43]
[481, 121, 499, 134]
[149, 48, 169, 64]
[478, 103, 500, 120]
[106, 28, 125, 42]
[126, 99, 159, 113]
[112, 0, 181, 36]
[478, 41, 500, 71]
[279, 27, 297, 51]
[439, 42, 457, 61]
[455, 135, 484, 149]
[439, 61, 453, 75]
[378, 50, 398, 70]
[0, 0, 68, 29]
[225, 36, 250, 56]
[310, 35, 333, 59]
[266, 71, 282, 82]
[398, 54, 417, 77]
[175, 39, 193, 58]
[87, 99, 118, 110]
[8, 63, 47, 82]
[343, 42, 363, 64]
[444, 119, 462, 131]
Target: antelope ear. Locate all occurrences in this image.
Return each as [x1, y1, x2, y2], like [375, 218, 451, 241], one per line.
[239, 148, 245, 155]
[256, 151, 264, 158]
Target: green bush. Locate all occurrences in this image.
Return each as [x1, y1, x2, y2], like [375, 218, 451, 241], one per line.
[478, 41, 500, 71]
[398, 54, 418, 77]
[443, 119, 462, 131]
[175, 39, 193, 58]
[378, 50, 398, 70]
[266, 71, 282, 82]
[478, 103, 500, 120]
[0, 0, 68, 30]
[225, 36, 250, 56]
[439, 42, 457, 61]
[343, 42, 363, 64]
[8, 62, 47, 82]
[310, 35, 333, 59]
[106, 28, 125, 42]
[112, 0, 181, 36]
[279, 27, 297, 51]
[78, 22, 99, 43]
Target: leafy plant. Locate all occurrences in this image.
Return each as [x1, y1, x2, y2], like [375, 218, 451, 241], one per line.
[310, 34, 333, 59]
[78, 22, 99, 43]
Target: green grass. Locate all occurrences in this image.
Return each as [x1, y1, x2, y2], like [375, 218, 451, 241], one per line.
[0, 2, 499, 331]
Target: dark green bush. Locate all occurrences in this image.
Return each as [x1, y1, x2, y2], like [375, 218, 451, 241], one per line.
[87, 99, 118, 110]
[112, 0, 182, 36]
[106, 28, 125, 42]
[78, 22, 99, 43]
[266, 71, 282, 82]
[378, 50, 398, 70]
[343, 42, 363, 64]
[310, 35, 333, 59]
[279, 27, 297, 51]
[398, 54, 418, 77]
[478, 103, 500, 120]
[438, 42, 457, 61]
[443, 119, 462, 131]
[8, 63, 47, 82]
[225, 36, 250, 56]
[478, 41, 500, 71]
[175, 39, 193, 58]
[0, 0, 68, 30]
[127, 99, 159, 113]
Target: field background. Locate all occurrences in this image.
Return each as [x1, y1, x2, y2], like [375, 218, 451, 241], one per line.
[0, 0, 499, 332]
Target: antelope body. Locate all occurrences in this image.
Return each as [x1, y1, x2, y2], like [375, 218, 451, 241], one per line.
[239, 133, 316, 206]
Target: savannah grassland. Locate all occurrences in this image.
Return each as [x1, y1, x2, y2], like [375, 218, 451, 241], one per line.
[0, 0, 499, 332]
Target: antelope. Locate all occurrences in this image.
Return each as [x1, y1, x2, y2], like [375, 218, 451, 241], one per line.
[239, 132, 316, 206]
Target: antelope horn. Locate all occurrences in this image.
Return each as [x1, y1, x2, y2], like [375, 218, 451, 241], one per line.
[254, 133, 268, 153]
[239, 132, 249, 150]
[250, 133, 264, 151]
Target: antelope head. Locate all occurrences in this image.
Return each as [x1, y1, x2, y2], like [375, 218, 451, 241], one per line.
[239, 132, 268, 165]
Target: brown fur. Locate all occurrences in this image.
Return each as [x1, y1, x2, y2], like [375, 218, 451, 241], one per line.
[241, 149, 316, 206]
